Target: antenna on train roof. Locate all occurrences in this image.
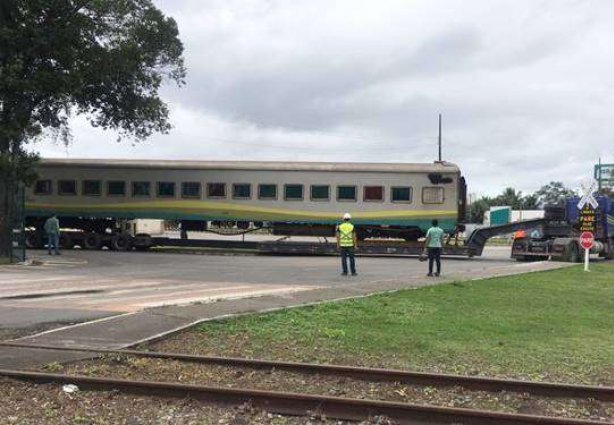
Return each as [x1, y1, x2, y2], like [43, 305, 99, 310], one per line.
[437, 113, 442, 163]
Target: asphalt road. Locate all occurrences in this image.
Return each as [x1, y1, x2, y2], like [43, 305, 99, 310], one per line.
[0, 246, 567, 333]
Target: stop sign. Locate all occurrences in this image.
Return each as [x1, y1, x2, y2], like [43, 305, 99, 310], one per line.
[580, 231, 594, 250]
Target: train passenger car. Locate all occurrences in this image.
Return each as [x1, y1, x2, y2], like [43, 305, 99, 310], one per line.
[25, 159, 466, 249]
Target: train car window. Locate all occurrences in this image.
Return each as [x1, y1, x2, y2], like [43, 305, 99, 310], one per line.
[233, 183, 251, 199]
[258, 184, 277, 200]
[310, 185, 330, 201]
[337, 185, 357, 202]
[391, 186, 412, 203]
[422, 187, 445, 204]
[58, 180, 77, 196]
[181, 182, 201, 198]
[83, 180, 102, 196]
[34, 180, 52, 195]
[284, 184, 303, 201]
[107, 181, 126, 196]
[363, 186, 384, 202]
[207, 183, 226, 198]
[157, 182, 176, 197]
[132, 181, 151, 197]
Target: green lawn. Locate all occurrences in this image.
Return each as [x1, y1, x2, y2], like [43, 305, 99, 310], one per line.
[195, 263, 614, 384]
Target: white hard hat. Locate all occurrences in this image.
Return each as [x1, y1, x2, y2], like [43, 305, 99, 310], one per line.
[343, 212, 352, 220]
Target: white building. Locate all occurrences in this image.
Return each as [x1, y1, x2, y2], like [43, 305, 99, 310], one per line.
[483, 207, 544, 226]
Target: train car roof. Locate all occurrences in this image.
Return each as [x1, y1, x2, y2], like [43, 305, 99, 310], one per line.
[38, 158, 461, 173]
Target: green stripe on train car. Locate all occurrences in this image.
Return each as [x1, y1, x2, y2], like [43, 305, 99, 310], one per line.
[26, 201, 458, 232]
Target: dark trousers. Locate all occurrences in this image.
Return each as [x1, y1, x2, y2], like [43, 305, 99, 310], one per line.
[47, 233, 60, 255]
[340, 247, 356, 274]
[428, 247, 441, 274]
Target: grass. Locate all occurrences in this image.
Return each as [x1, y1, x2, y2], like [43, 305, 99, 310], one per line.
[196, 263, 614, 383]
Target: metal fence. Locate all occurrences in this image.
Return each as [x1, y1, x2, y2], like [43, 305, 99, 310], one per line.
[0, 181, 25, 263]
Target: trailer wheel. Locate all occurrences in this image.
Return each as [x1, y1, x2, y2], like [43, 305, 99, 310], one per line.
[565, 242, 581, 263]
[82, 233, 102, 250]
[60, 234, 74, 249]
[111, 233, 132, 251]
[25, 232, 43, 249]
[133, 233, 152, 251]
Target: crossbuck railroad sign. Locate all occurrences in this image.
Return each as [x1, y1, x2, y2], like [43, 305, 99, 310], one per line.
[577, 178, 599, 210]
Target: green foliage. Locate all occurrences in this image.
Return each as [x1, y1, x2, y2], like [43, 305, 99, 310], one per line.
[521, 193, 539, 209]
[41, 361, 64, 372]
[0, 151, 39, 184]
[534, 181, 577, 205]
[0, 0, 186, 180]
[493, 187, 524, 209]
[469, 196, 492, 223]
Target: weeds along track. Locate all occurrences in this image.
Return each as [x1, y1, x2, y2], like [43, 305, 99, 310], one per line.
[0, 342, 613, 425]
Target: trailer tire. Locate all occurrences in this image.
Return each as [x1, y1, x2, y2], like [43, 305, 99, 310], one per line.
[60, 234, 74, 249]
[82, 233, 102, 250]
[565, 242, 581, 263]
[25, 232, 43, 249]
[111, 233, 132, 251]
[133, 233, 152, 251]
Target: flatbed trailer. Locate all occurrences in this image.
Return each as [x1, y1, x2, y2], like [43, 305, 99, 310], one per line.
[148, 236, 471, 256]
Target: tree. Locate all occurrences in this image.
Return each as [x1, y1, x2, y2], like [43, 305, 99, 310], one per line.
[0, 0, 185, 260]
[469, 196, 492, 223]
[534, 181, 576, 206]
[520, 193, 539, 209]
[492, 187, 524, 209]
[468, 187, 540, 224]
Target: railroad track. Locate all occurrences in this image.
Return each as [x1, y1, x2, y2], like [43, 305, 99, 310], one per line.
[1, 342, 613, 425]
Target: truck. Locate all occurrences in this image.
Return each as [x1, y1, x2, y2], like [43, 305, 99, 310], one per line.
[508, 196, 614, 262]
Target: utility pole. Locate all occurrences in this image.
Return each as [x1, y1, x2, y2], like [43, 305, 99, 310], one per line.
[597, 157, 602, 192]
[438, 113, 442, 162]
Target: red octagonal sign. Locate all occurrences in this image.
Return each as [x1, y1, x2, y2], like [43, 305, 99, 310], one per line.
[580, 231, 594, 250]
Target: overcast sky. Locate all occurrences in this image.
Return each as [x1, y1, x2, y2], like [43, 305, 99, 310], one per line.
[34, 0, 613, 196]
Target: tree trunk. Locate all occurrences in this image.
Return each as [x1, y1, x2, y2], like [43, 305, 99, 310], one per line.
[0, 178, 12, 261]
[0, 176, 25, 263]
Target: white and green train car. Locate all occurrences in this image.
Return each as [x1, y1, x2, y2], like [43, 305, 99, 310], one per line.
[25, 159, 467, 248]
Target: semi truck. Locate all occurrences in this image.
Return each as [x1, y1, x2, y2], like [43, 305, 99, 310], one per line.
[507, 196, 614, 262]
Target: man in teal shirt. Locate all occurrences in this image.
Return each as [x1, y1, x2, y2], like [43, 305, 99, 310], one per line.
[425, 219, 444, 277]
[44, 214, 61, 255]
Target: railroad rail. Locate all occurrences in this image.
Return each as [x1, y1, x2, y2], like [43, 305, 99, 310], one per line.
[0, 369, 611, 425]
[1, 342, 613, 402]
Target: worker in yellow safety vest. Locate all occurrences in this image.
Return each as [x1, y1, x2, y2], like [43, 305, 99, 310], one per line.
[336, 212, 357, 276]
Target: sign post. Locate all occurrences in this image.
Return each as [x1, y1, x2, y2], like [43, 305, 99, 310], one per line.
[580, 231, 594, 272]
[577, 179, 598, 272]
